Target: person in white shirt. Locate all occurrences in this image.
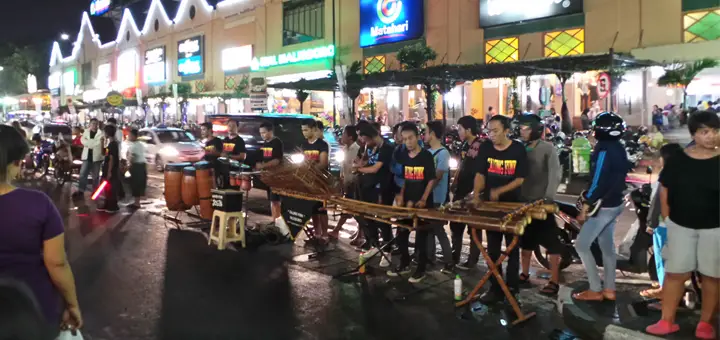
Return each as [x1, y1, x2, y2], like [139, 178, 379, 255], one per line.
[126, 128, 147, 209]
[74, 118, 104, 197]
[329, 126, 362, 244]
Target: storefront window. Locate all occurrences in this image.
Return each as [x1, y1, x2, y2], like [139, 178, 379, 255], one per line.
[684, 9, 720, 42]
[485, 37, 519, 64]
[283, 0, 324, 46]
[544, 28, 585, 57]
[364, 56, 386, 74]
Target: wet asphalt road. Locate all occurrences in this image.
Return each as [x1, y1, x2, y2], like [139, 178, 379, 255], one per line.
[14, 173, 651, 340]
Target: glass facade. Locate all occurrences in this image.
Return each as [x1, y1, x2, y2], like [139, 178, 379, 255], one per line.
[544, 28, 585, 57]
[484, 37, 519, 64]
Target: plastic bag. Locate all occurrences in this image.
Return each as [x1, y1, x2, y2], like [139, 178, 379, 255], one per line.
[618, 219, 640, 257]
[57, 330, 84, 340]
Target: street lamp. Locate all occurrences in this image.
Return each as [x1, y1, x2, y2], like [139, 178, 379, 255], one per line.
[0, 66, 4, 72]
[60, 33, 70, 40]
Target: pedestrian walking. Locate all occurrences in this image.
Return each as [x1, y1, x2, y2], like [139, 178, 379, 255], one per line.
[73, 118, 104, 198]
[126, 128, 147, 209]
[0, 125, 83, 334]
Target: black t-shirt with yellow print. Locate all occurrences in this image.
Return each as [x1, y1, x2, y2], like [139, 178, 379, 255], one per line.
[203, 137, 223, 162]
[260, 137, 284, 163]
[399, 148, 436, 206]
[301, 138, 330, 170]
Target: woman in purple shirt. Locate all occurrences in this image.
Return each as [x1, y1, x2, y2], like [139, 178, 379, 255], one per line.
[0, 125, 83, 333]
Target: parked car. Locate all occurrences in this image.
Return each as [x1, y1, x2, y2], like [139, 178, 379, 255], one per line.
[123, 127, 205, 172]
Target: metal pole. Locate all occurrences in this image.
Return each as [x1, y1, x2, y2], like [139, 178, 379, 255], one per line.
[331, 0, 337, 127]
[609, 48, 615, 112]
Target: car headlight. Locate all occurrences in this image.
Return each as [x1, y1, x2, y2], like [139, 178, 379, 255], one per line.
[449, 157, 459, 170]
[160, 146, 179, 157]
[290, 153, 305, 164]
[334, 150, 345, 163]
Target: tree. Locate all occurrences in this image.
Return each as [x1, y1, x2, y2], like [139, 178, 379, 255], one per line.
[343, 61, 363, 124]
[658, 58, 718, 109]
[397, 42, 438, 121]
[295, 89, 309, 114]
[0, 44, 46, 95]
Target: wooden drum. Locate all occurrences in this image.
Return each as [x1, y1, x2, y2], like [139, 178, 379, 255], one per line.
[195, 161, 215, 219]
[164, 162, 191, 211]
[182, 166, 199, 207]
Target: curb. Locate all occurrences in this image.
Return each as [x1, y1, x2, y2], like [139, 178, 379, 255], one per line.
[603, 324, 663, 340]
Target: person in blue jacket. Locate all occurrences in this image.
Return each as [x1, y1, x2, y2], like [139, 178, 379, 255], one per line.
[573, 112, 630, 302]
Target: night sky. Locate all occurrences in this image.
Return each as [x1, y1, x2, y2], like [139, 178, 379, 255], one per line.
[3, 0, 90, 45]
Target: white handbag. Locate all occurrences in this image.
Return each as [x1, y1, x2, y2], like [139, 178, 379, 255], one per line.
[57, 330, 84, 340]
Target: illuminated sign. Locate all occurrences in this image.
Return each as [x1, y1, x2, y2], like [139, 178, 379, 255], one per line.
[222, 45, 253, 72]
[90, 0, 112, 16]
[63, 69, 77, 95]
[106, 91, 123, 106]
[144, 46, 166, 84]
[117, 50, 138, 89]
[49, 72, 61, 90]
[27, 74, 37, 93]
[479, 0, 583, 28]
[359, 0, 424, 48]
[250, 45, 335, 71]
[178, 36, 203, 76]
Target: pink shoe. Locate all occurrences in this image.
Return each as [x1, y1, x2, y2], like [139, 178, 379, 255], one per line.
[696, 321, 716, 340]
[646, 320, 680, 336]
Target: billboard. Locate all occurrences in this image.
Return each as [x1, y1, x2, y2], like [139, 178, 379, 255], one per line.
[359, 0, 424, 48]
[144, 46, 166, 84]
[479, 0, 583, 28]
[177, 36, 204, 77]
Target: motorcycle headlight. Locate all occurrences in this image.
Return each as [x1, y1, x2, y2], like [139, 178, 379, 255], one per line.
[290, 153, 305, 164]
[160, 146, 179, 157]
[449, 157, 459, 170]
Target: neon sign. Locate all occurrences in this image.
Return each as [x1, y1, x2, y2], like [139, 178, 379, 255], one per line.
[145, 46, 166, 84]
[360, 0, 424, 48]
[177, 36, 204, 76]
[250, 45, 335, 71]
[222, 45, 253, 72]
[90, 0, 112, 16]
[479, 0, 583, 28]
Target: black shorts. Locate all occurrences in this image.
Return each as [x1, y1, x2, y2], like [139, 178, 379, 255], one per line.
[266, 189, 280, 202]
[520, 216, 564, 254]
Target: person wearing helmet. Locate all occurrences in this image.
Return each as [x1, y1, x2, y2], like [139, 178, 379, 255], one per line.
[515, 114, 563, 296]
[573, 112, 629, 302]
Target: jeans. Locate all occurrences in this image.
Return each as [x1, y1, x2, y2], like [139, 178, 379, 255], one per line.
[450, 222, 481, 265]
[575, 205, 624, 292]
[487, 230, 520, 292]
[652, 225, 667, 286]
[359, 186, 393, 248]
[78, 161, 102, 192]
[422, 205, 453, 265]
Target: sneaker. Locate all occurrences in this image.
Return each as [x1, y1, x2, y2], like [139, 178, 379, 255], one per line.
[455, 261, 476, 271]
[364, 247, 380, 259]
[386, 265, 412, 277]
[408, 270, 426, 283]
[440, 263, 455, 275]
[379, 253, 392, 268]
[479, 290, 505, 305]
[696, 321, 716, 339]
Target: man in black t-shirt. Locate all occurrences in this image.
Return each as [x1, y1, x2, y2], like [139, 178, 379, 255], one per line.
[452, 116, 486, 270]
[99, 124, 121, 213]
[389, 123, 436, 281]
[256, 121, 284, 219]
[201, 122, 223, 163]
[354, 124, 394, 257]
[472, 115, 528, 304]
[222, 120, 247, 162]
[300, 119, 330, 241]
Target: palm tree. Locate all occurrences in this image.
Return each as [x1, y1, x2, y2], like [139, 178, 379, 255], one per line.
[657, 58, 718, 109]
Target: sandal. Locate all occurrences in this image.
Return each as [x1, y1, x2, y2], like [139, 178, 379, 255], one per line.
[603, 289, 616, 301]
[640, 287, 663, 299]
[539, 282, 560, 297]
[572, 290, 604, 301]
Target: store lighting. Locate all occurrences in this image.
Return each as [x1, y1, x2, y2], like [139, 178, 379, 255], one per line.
[266, 70, 333, 84]
[251, 45, 335, 71]
[142, 0, 172, 34]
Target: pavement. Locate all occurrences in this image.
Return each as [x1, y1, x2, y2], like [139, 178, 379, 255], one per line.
[11, 171, 674, 340]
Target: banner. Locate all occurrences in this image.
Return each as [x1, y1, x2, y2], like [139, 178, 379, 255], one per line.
[280, 196, 317, 240]
[359, 0, 425, 48]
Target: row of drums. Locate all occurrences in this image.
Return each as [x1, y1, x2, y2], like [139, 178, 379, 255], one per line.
[164, 161, 214, 219]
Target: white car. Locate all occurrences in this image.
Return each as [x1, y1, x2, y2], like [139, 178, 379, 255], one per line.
[124, 127, 205, 172]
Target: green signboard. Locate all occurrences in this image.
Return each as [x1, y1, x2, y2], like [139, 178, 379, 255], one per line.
[250, 45, 335, 71]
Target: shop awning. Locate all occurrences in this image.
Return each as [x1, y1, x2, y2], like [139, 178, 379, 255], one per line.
[268, 53, 658, 91]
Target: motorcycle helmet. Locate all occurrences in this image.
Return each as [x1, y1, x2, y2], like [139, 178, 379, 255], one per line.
[513, 113, 544, 141]
[592, 112, 626, 141]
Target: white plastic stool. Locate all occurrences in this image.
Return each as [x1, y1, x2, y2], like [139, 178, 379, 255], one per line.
[208, 210, 246, 250]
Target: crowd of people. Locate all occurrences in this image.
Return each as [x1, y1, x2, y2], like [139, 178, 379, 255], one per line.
[0, 107, 717, 339]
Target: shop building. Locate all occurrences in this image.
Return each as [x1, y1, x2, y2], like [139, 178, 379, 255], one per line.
[49, 0, 720, 126]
